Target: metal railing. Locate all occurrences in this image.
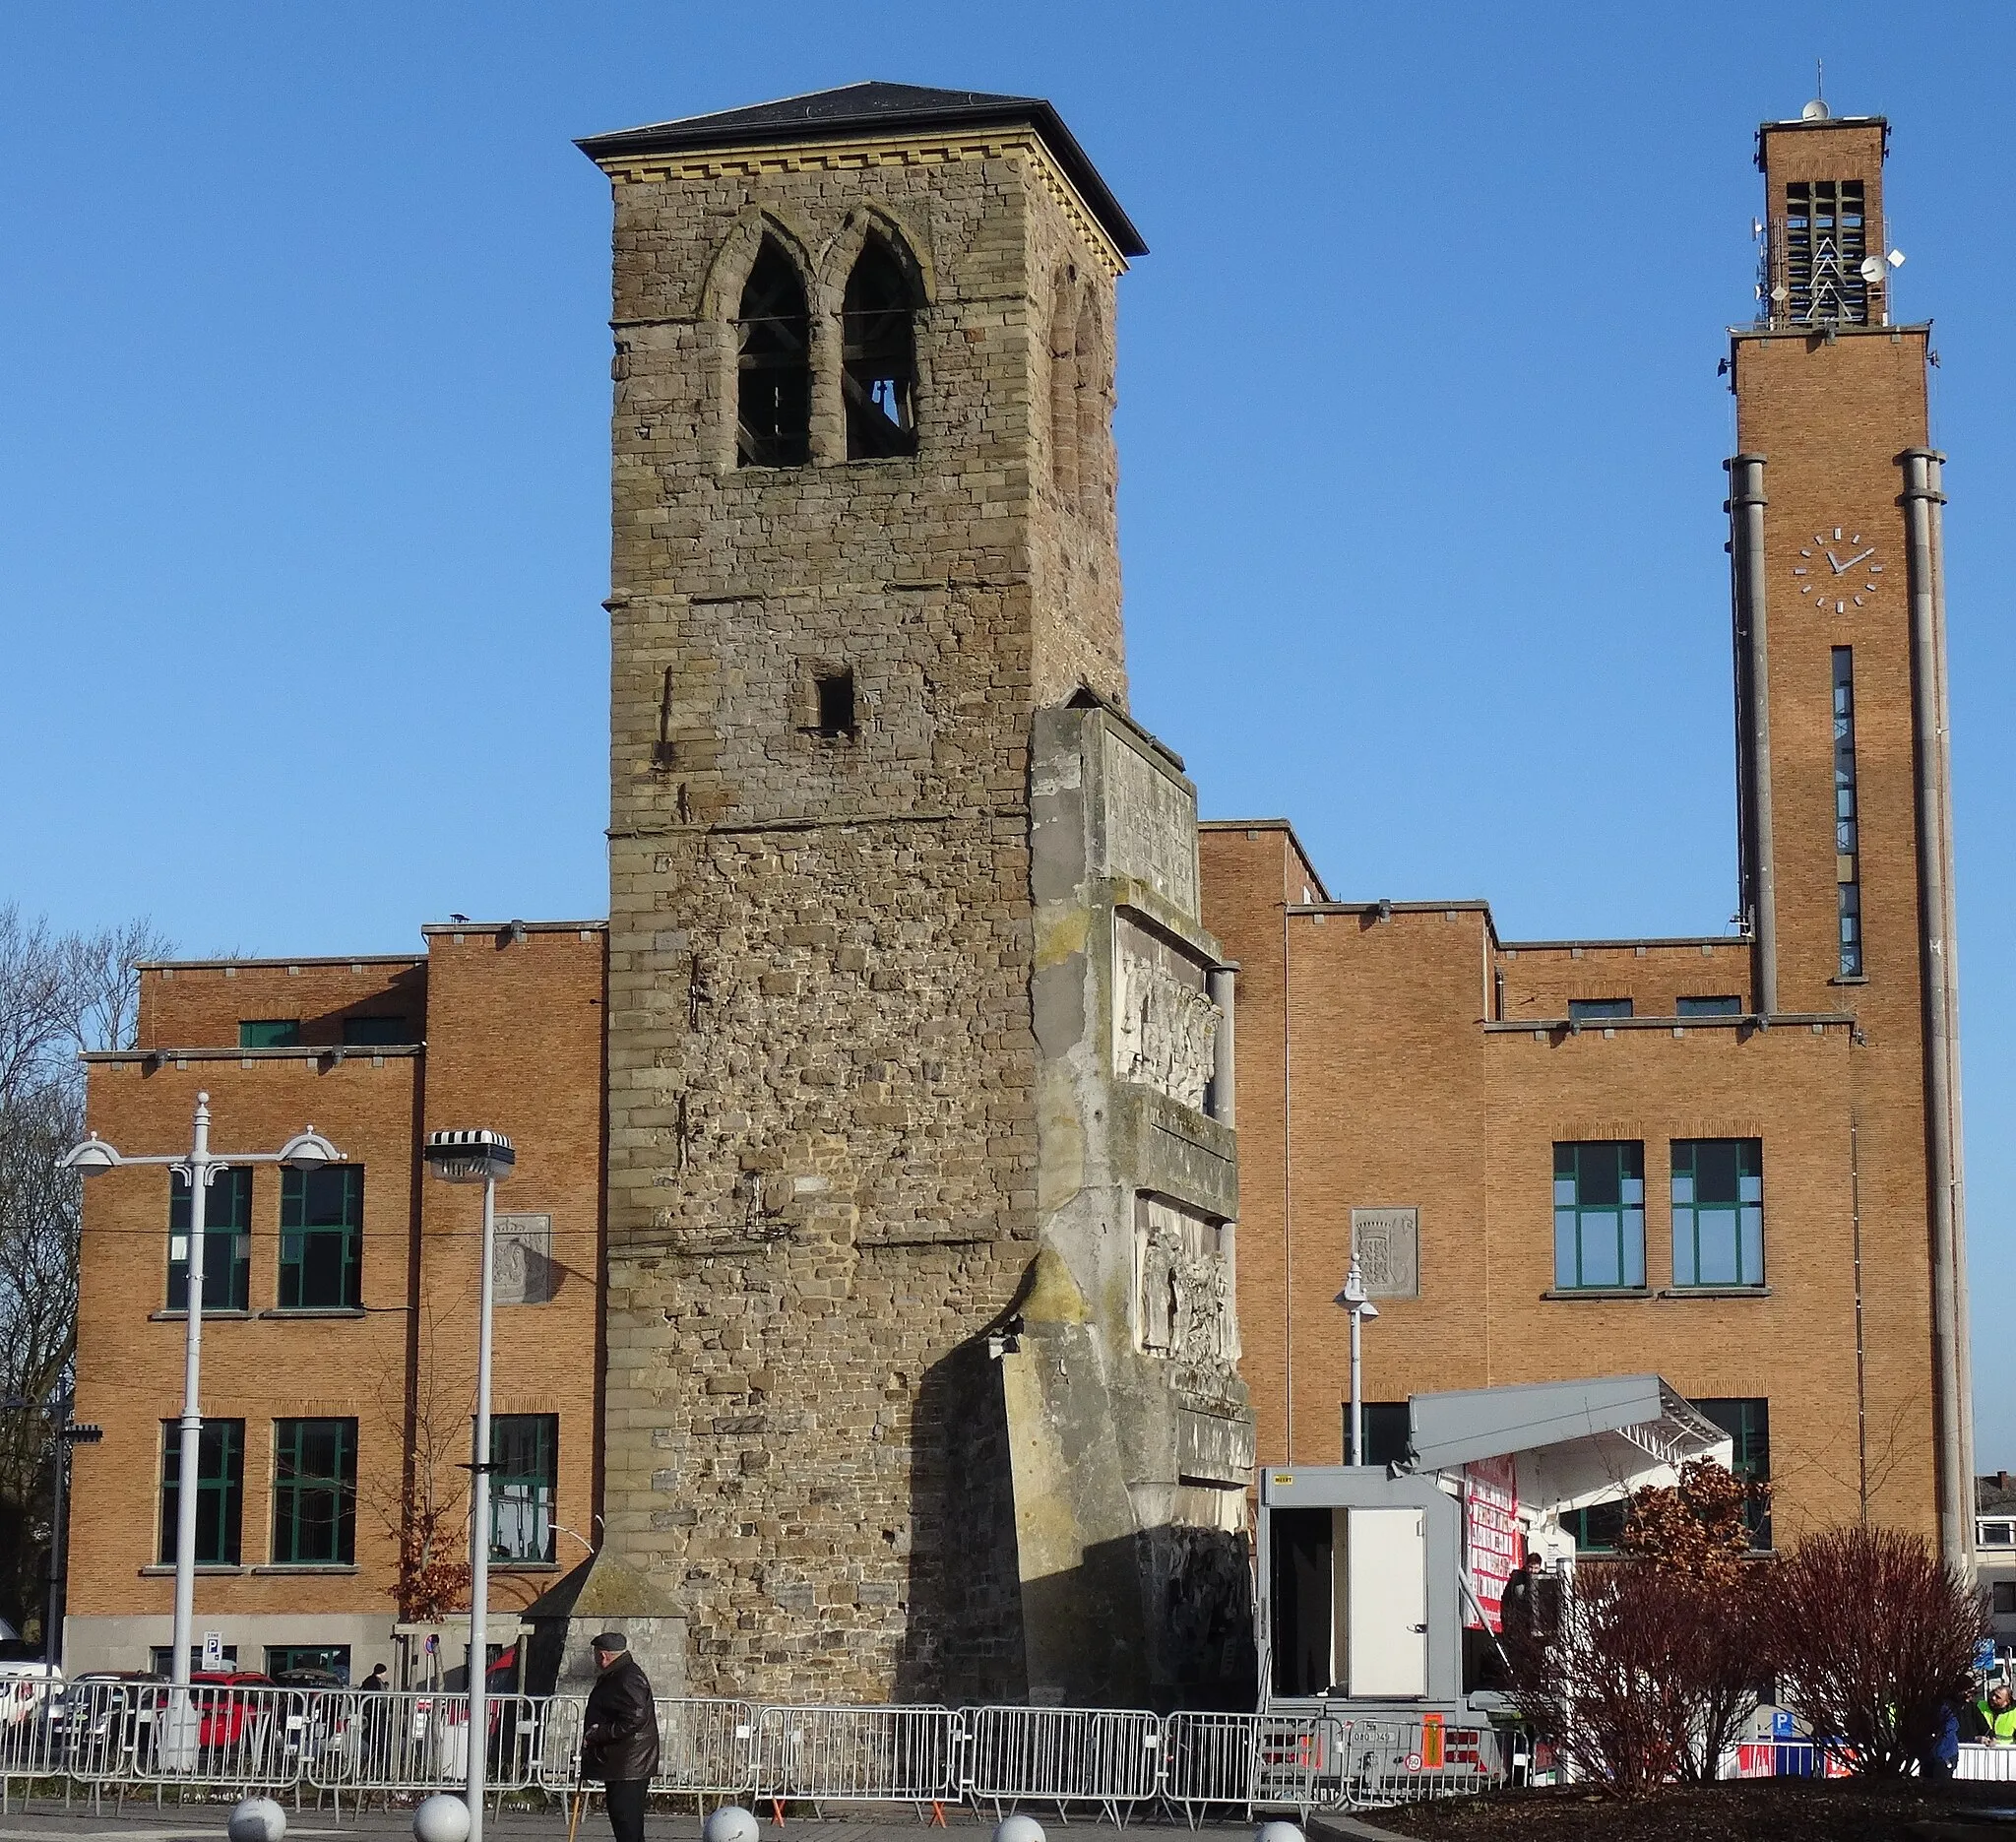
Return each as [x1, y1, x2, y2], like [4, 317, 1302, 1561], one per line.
[2, 1683, 1512, 1815]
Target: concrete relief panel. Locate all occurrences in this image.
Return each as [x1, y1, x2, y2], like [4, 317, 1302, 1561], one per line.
[495, 1214, 556, 1305]
[1113, 916, 1218, 1112]
[1136, 1195, 1239, 1368]
[1351, 1207, 1420, 1301]
[1100, 727, 1200, 916]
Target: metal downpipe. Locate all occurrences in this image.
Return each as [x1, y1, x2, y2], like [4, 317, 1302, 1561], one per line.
[1728, 454, 1778, 1014]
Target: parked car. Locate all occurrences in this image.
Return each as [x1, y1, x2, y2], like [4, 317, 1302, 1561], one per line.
[46, 1672, 161, 1766]
[0, 1663, 60, 1732]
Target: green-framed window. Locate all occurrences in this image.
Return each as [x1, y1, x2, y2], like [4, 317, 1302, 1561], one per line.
[490, 1415, 558, 1563]
[273, 1418, 356, 1564]
[1552, 1142, 1645, 1289]
[159, 1419, 244, 1565]
[1676, 994, 1743, 1018]
[1671, 1139, 1764, 1288]
[279, 1166, 362, 1309]
[1692, 1397, 1772, 1549]
[1568, 997, 1632, 1022]
[168, 1167, 252, 1312]
[341, 1014, 410, 1047]
[239, 1019, 300, 1048]
[265, 1645, 352, 1683]
[1568, 1499, 1626, 1555]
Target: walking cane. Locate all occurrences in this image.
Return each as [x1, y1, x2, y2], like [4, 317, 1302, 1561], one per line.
[565, 1785, 586, 1842]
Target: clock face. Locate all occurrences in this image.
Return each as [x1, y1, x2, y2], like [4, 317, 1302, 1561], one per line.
[1793, 527, 1883, 613]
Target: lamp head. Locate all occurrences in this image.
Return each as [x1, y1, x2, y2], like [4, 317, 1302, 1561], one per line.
[61, 1135, 121, 1176]
[424, 1128, 515, 1184]
[278, 1128, 344, 1171]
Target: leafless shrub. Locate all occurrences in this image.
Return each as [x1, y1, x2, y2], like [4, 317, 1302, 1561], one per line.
[1763, 1523, 1984, 1776]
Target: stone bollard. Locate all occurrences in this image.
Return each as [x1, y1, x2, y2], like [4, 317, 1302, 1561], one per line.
[703, 1809, 759, 1842]
[412, 1793, 472, 1842]
[226, 1799, 286, 1842]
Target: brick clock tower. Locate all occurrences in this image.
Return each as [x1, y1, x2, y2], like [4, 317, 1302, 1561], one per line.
[1729, 105, 1974, 1557]
[571, 85, 1254, 1706]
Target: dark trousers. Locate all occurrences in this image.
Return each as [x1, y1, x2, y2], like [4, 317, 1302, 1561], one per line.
[603, 1779, 648, 1842]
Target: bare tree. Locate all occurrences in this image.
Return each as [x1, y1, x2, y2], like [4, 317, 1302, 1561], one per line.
[0, 905, 172, 1647]
[361, 1302, 473, 1624]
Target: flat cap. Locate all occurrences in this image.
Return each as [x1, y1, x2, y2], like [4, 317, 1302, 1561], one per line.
[589, 1631, 627, 1653]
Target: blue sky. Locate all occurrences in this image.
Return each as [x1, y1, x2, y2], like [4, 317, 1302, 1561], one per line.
[4, 4, 2012, 1467]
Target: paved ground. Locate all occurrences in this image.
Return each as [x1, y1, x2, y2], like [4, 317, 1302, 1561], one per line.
[0, 1807, 1272, 1842]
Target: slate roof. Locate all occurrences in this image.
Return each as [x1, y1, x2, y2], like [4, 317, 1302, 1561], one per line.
[578, 81, 1146, 257]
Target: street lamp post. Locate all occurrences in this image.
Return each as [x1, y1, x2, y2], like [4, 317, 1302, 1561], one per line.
[64, 1095, 341, 1760]
[1337, 1258, 1380, 1466]
[421, 1128, 514, 1842]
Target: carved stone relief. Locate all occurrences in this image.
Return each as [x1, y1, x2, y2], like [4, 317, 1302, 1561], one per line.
[1351, 1207, 1419, 1301]
[1100, 728, 1200, 917]
[1136, 1195, 1238, 1370]
[495, 1213, 556, 1305]
[1113, 916, 1218, 1112]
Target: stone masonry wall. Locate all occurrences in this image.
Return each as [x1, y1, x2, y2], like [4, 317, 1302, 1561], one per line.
[594, 132, 1133, 1700]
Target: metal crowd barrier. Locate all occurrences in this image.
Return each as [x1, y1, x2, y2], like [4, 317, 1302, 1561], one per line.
[2, 1684, 1512, 1815]
[959, 1705, 1163, 1822]
[755, 1704, 952, 1812]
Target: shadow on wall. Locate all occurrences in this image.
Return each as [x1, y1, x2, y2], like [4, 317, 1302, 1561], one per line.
[899, 1334, 1256, 1711]
[896, 1335, 1029, 1706]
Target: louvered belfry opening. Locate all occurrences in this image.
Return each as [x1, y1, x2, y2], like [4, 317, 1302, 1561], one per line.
[736, 240, 812, 467]
[1783, 179, 1868, 326]
[842, 234, 919, 459]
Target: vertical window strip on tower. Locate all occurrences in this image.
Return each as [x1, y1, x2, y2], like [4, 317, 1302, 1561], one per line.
[168, 1166, 253, 1311]
[1552, 1141, 1646, 1289]
[1783, 181, 1868, 326]
[159, 1418, 244, 1565]
[1834, 648, 1862, 976]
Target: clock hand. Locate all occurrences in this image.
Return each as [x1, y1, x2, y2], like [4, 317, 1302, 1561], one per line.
[1840, 546, 1875, 571]
[1826, 547, 1875, 574]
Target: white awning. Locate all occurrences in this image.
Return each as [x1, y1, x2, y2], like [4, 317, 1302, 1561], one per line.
[1405, 1374, 1732, 1514]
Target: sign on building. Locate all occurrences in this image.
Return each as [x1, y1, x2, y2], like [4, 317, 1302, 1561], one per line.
[1464, 1455, 1520, 1632]
[1351, 1207, 1419, 1299]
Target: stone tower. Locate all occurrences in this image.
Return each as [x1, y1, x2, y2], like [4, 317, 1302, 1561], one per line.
[1730, 104, 1972, 1556]
[576, 84, 1254, 1706]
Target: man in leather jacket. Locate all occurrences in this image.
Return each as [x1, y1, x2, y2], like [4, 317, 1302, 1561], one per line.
[581, 1632, 660, 1842]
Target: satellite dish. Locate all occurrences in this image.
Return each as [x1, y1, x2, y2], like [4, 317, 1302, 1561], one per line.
[1751, 219, 1765, 239]
[1859, 254, 1889, 284]
[1801, 97, 1831, 120]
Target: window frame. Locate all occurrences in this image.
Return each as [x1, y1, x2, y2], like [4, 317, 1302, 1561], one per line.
[1551, 1141, 1646, 1291]
[734, 240, 812, 469]
[159, 1418, 244, 1565]
[239, 1020, 300, 1048]
[1567, 997, 1633, 1023]
[1676, 995, 1744, 1018]
[1691, 1396, 1772, 1550]
[489, 1413, 559, 1564]
[278, 1165, 363, 1310]
[272, 1417, 358, 1566]
[1670, 1139, 1766, 1289]
[1834, 648, 1863, 977]
[168, 1166, 253, 1312]
[841, 232, 920, 461]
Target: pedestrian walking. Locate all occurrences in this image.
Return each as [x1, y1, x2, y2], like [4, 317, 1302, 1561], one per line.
[358, 1664, 389, 1691]
[581, 1632, 660, 1842]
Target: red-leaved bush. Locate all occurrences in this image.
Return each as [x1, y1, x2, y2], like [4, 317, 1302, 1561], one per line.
[1762, 1524, 1984, 1776]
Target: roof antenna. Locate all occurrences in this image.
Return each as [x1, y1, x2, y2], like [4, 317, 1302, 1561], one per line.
[1801, 59, 1830, 121]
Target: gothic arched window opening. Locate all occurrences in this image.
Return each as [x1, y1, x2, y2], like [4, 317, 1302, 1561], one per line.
[842, 235, 918, 460]
[736, 240, 811, 468]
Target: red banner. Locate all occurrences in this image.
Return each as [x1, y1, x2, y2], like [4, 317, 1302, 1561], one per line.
[1465, 1455, 1520, 1631]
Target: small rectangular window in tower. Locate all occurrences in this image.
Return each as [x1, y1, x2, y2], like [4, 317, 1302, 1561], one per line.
[1834, 649, 1862, 976]
[1783, 181, 1867, 326]
[814, 668, 855, 738]
[1568, 997, 1632, 1023]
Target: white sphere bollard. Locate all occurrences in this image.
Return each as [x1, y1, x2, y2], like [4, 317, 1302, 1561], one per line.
[994, 1816, 1046, 1842]
[227, 1798, 287, 1842]
[412, 1794, 473, 1842]
[1256, 1824, 1304, 1842]
[704, 1808, 760, 1842]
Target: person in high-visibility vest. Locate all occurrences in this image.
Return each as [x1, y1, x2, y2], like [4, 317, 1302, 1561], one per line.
[1968, 1681, 2016, 1745]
